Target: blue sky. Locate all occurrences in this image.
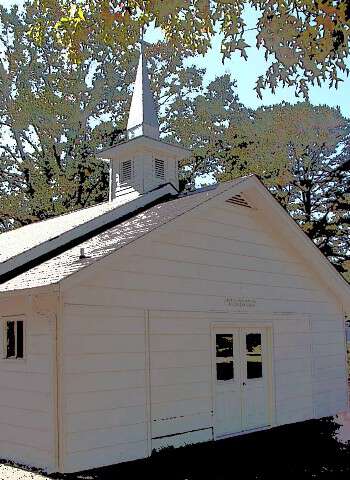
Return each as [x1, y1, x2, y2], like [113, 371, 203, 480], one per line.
[1, 0, 349, 117]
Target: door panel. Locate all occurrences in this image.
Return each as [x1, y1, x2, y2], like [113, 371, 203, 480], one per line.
[214, 327, 271, 437]
[214, 331, 242, 436]
[241, 329, 270, 430]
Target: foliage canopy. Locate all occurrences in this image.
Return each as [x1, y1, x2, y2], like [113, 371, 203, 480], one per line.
[32, 0, 350, 98]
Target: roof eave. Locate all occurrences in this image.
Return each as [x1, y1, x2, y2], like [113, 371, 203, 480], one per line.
[0, 283, 58, 297]
[98, 135, 191, 160]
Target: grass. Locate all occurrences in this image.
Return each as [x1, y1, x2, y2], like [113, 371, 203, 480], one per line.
[45, 417, 350, 480]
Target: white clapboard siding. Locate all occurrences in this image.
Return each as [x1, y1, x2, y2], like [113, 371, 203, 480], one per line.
[151, 382, 211, 404]
[65, 387, 147, 413]
[150, 334, 210, 352]
[152, 412, 213, 437]
[169, 215, 278, 244]
[0, 389, 51, 412]
[150, 350, 210, 369]
[0, 442, 53, 471]
[275, 357, 312, 375]
[66, 405, 147, 433]
[66, 423, 147, 453]
[64, 370, 146, 393]
[152, 398, 212, 420]
[274, 332, 313, 347]
[64, 441, 147, 474]
[63, 333, 146, 355]
[61, 304, 148, 471]
[60, 198, 347, 472]
[84, 271, 325, 304]
[63, 352, 146, 373]
[117, 255, 315, 289]
[151, 366, 211, 387]
[154, 229, 292, 262]
[0, 310, 55, 471]
[313, 354, 346, 370]
[64, 287, 339, 315]
[276, 405, 314, 425]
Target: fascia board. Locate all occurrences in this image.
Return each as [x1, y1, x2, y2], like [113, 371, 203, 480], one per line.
[0, 284, 57, 297]
[0, 184, 178, 283]
[98, 136, 190, 160]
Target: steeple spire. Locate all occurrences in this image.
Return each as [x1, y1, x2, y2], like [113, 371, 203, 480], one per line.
[98, 33, 190, 201]
[127, 39, 160, 140]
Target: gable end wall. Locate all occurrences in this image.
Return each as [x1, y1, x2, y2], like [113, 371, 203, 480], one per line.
[60, 200, 348, 473]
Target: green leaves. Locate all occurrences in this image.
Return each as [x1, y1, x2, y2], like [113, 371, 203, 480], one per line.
[24, 0, 350, 98]
[219, 101, 350, 279]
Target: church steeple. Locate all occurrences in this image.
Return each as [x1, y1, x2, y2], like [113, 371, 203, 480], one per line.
[127, 41, 160, 140]
[99, 38, 190, 201]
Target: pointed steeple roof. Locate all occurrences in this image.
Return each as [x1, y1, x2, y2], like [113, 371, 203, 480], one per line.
[127, 41, 160, 140]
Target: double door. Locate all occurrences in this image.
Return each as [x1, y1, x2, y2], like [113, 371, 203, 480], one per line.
[213, 327, 271, 437]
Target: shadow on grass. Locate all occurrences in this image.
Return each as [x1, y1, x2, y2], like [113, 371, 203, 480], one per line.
[48, 417, 350, 480]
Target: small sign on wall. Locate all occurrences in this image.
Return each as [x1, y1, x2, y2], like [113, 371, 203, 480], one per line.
[225, 297, 257, 308]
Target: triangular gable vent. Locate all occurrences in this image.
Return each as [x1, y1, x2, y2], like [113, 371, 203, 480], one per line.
[225, 193, 252, 208]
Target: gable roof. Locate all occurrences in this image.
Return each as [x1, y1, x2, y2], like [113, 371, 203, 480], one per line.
[0, 175, 349, 313]
[0, 179, 243, 292]
[0, 184, 177, 283]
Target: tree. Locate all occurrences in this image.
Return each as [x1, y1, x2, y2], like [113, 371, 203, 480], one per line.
[219, 102, 350, 279]
[0, 1, 244, 231]
[31, 0, 350, 98]
[163, 73, 251, 189]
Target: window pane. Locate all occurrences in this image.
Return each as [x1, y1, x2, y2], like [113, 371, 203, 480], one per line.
[6, 321, 15, 358]
[216, 334, 233, 357]
[216, 361, 234, 381]
[246, 333, 262, 379]
[216, 334, 234, 381]
[16, 321, 24, 359]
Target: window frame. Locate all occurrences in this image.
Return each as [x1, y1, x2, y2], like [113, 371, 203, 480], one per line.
[2, 316, 26, 361]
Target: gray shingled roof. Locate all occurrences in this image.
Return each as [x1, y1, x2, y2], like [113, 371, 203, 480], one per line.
[0, 190, 141, 265]
[0, 180, 242, 292]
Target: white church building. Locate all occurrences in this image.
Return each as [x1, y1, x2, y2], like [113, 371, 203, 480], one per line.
[0, 44, 349, 473]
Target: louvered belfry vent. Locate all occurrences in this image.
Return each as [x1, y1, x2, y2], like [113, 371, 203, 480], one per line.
[154, 159, 165, 180]
[121, 160, 133, 182]
[225, 193, 251, 208]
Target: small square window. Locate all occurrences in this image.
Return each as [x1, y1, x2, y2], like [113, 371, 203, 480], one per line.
[4, 319, 24, 359]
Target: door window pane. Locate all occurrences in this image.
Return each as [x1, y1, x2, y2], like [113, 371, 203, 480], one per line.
[216, 334, 233, 357]
[246, 333, 262, 379]
[216, 334, 234, 381]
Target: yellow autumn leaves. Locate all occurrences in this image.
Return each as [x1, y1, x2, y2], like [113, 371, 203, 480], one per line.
[24, 1, 350, 97]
